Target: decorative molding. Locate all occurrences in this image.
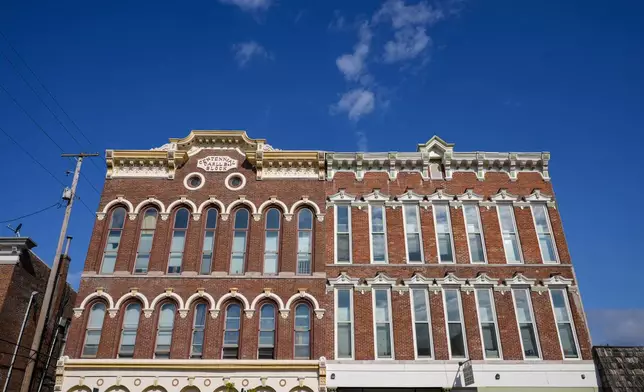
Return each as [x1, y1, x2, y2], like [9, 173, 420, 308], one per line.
[284, 289, 325, 319]
[257, 197, 292, 221]
[396, 190, 425, 202]
[183, 289, 217, 319]
[195, 196, 226, 220]
[362, 189, 390, 202]
[146, 288, 185, 317]
[470, 273, 499, 286]
[365, 272, 397, 286]
[75, 288, 115, 318]
[162, 197, 198, 221]
[437, 273, 468, 287]
[249, 288, 286, 319]
[427, 189, 455, 202]
[490, 189, 519, 202]
[542, 275, 575, 287]
[327, 190, 356, 203]
[97, 196, 134, 221]
[133, 198, 166, 216]
[326, 272, 360, 292]
[113, 288, 150, 316]
[106, 149, 185, 179]
[214, 288, 251, 319]
[504, 273, 537, 287]
[224, 196, 258, 217]
[457, 189, 484, 202]
[196, 155, 238, 172]
[289, 196, 324, 222]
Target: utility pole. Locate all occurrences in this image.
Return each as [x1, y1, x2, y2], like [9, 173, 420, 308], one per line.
[20, 153, 99, 392]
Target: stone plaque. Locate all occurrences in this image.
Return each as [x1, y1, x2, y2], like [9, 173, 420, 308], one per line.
[197, 156, 238, 172]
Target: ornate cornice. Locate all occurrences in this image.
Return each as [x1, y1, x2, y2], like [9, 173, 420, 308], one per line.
[247, 150, 325, 180]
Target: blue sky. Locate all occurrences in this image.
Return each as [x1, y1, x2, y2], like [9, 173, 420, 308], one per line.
[1, 0, 643, 345]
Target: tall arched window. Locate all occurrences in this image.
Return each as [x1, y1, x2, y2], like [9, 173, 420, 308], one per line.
[200, 209, 218, 275]
[258, 304, 276, 359]
[118, 303, 141, 357]
[101, 207, 126, 274]
[155, 303, 176, 358]
[82, 303, 106, 357]
[222, 303, 241, 359]
[263, 208, 281, 274]
[191, 303, 207, 358]
[168, 208, 189, 274]
[297, 209, 314, 275]
[230, 209, 249, 275]
[294, 303, 312, 359]
[134, 208, 157, 274]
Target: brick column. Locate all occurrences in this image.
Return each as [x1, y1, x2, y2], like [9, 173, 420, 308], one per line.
[354, 290, 374, 360]
[450, 206, 469, 264]
[430, 290, 448, 360]
[493, 290, 523, 360]
[480, 206, 505, 264]
[392, 291, 414, 360]
[387, 208, 405, 264]
[461, 290, 483, 360]
[514, 206, 541, 263]
[420, 207, 437, 264]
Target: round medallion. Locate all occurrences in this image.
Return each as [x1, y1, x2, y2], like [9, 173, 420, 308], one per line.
[184, 172, 205, 191]
[225, 173, 246, 191]
[134, 379, 141, 386]
[279, 379, 287, 387]
[242, 379, 249, 387]
[172, 379, 179, 386]
[96, 379, 104, 386]
[204, 379, 211, 387]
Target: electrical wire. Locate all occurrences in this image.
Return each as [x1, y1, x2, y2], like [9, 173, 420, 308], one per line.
[0, 202, 62, 223]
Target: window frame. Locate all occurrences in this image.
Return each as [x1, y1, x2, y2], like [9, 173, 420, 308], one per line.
[511, 288, 542, 360]
[334, 288, 355, 360]
[549, 288, 581, 360]
[462, 203, 487, 264]
[410, 287, 434, 359]
[199, 208, 219, 275]
[433, 203, 456, 264]
[442, 288, 468, 359]
[190, 302, 207, 358]
[496, 203, 524, 264]
[222, 302, 243, 359]
[230, 208, 250, 275]
[293, 302, 312, 359]
[263, 208, 282, 275]
[334, 204, 352, 264]
[368, 204, 388, 264]
[154, 302, 177, 359]
[81, 301, 107, 358]
[402, 203, 424, 263]
[474, 288, 503, 360]
[372, 287, 395, 359]
[296, 209, 314, 275]
[133, 207, 158, 274]
[257, 302, 277, 359]
[100, 207, 127, 274]
[167, 208, 190, 274]
[117, 302, 141, 358]
[530, 203, 560, 264]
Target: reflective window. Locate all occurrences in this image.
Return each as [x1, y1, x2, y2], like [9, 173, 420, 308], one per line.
[294, 304, 311, 359]
[191, 303, 207, 358]
[444, 289, 466, 358]
[263, 209, 281, 274]
[230, 209, 249, 275]
[258, 304, 276, 359]
[336, 289, 353, 358]
[335, 205, 351, 263]
[475, 289, 501, 359]
[82, 303, 106, 357]
[101, 207, 126, 274]
[464, 204, 486, 263]
[297, 209, 314, 275]
[411, 289, 432, 358]
[513, 289, 541, 359]
[134, 209, 157, 274]
[168, 208, 189, 274]
[374, 289, 393, 358]
[370, 205, 388, 263]
[118, 303, 141, 357]
[155, 303, 176, 358]
[434, 204, 454, 263]
[498, 205, 522, 263]
[200, 209, 218, 275]
[532, 204, 558, 263]
[222, 304, 242, 359]
[550, 289, 579, 358]
[404, 204, 423, 262]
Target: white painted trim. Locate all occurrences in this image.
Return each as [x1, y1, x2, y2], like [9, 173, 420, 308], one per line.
[183, 172, 205, 191]
[215, 290, 251, 317]
[442, 288, 468, 360]
[114, 290, 150, 311]
[149, 289, 185, 311]
[97, 197, 135, 221]
[512, 288, 542, 360]
[224, 172, 246, 191]
[372, 288, 395, 360]
[496, 203, 524, 264]
[289, 197, 322, 216]
[133, 198, 166, 215]
[284, 290, 324, 319]
[77, 289, 116, 315]
[249, 291, 286, 312]
[474, 288, 503, 360]
[410, 287, 434, 359]
[224, 196, 258, 215]
[184, 289, 217, 314]
[257, 197, 289, 215]
[462, 203, 488, 264]
[368, 204, 388, 264]
[334, 204, 352, 264]
[334, 287, 355, 360]
[531, 203, 560, 264]
[164, 197, 198, 221]
[549, 288, 582, 360]
[402, 204, 424, 263]
[196, 197, 226, 214]
[433, 203, 455, 264]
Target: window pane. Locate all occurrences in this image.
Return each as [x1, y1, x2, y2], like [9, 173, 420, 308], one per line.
[174, 208, 189, 229]
[503, 233, 521, 262]
[265, 231, 279, 252]
[337, 206, 349, 232]
[337, 290, 351, 322]
[482, 323, 500, 358]
[89, 304, 106, 328]
[297, 253, 311, 275]
[232, 231, 247, 252]
[551, 290, 570, 322]
[203, 231, 215, 252]
[404, 205, 419, 232]
[225, 317, 240, 331]
[438, 233, 453, 262]
[469, 234, 485, 262]
[499, 205, 515, 233]
[266, 209, 280, 229]
[337, 234, 350, 262]
[337, 324, 352, 358]
[371, 206, 384, 232]
[533, 205, 549, 233]
[134, 254, 149, 273]
[260, 305, 275, 324]
[434, 205, 450, 232]
[206, 209, 218, 229]
[100, 254, 116, 274]
[192, 331, 204, 350]
[224, 331, 240, 345]
[121, 329, 137, 346]
[298, 231, 312, 253]
[234, 209, 249, 229]
[372, 234, 387, 262]
[170, 231, 185, 252]
[520, 324, 539, 358]
[106, 230, 121, 250]
[230, 254, 244, 275]
[124, 304, 141, 326]
[476, 289, 495, 323]
[142, 209, 157, 229]
[407, 233, 422, 261]
[376, 324, 392, 357]
[448, 324, 466, 358]
[464, 205, 481, 232]
[295, 344, 310, 359]
[374, 290, 390, 322]
[539, 234, 557, 262]
[445, 290, 461, 322]
[298, 209, 313, 230]
[295, 305, 310, 329]
[111, 208, 126, 228]
[259, 331, 275, 346]
[194, 304, 207, 327]
[159, 304, 175, 327]
[295, 331, 310, 345]
[156, 330, 172, 347]
[558, 324, 578, 358]
[264, 254, 278, 274]
[514, 290, 533, 323]
[137, 232, 153, 253]
[413, 289, 429, 322]
[415, 323, 432, 357]
[226, 304, 241, 318]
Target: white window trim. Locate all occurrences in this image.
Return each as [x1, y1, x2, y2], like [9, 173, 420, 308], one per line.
[402, 203, 424, 264]
[496, 203, 524, 264]
[410, 287, 434, 359]
[462, 203, 488, 264]
[442, 288, 468, 360]
[474, 288, 503, 360]
[549, 288, 581, 360]
[334, 288, 355, 360]
[433, 203, 455, 264]
[368, 204, 388, 264]
[334, 204, 352, 264]
[372, 288, 395, 360]
[511, 288, 542, 360]
[530, 203, 560, 264]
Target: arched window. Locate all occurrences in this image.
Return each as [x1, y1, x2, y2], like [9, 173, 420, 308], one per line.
[230, 209, 249, 275]
[118, 303, 141, 357]
[100, 207, 126, 274]
[263, 208, 281, 274]
[168, 208, 189, 274]
[191, 303, 207, 358]
[297, 209, 314, 275]
[155, 303, 176, 358]
[222, 303, 241, 359]
[258, 304, 276, 359]
[82, 303, 106, 357]
[294, 303, 311, 359]
[200, 209, 218, 275]
[134, 208, 157, 274]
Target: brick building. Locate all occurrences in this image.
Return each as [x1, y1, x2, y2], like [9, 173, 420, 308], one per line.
[56, 131, 598, 392]
[0, 237, 76, 392]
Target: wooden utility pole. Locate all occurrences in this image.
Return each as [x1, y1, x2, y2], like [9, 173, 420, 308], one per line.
[20, 153, 99, 392]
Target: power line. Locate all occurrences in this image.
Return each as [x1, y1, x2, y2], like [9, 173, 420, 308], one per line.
[0, 202, 62, 224]
[79, 169, 102, 196]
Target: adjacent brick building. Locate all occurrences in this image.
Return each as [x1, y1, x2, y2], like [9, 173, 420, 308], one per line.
[56, 131, 598, 392]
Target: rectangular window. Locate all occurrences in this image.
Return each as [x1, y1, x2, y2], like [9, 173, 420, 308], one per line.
[475, 288, 502, 359]
[167, 231, 185, 274]
[403, 204, 423, 263]
[434, 204, 454, 263]
[191, 304, 207, 358]
[498, 204, 523, 264]
[550, 289, 580, 359]
[512, 288, 541, 359]
[370, 205, 388, 263]
[335, 205, 352, 263]
[444, 288, 467, 359]
[335, 288, 354, 359]
[200, 210, 218, 275]
[411, 288, 432, 358]
[100, 229, 121, 274]
[373, 289, 394, 359]
[463, 204, 486, 263]
[532, 204, 558, 263]
[134, 231, 153, 274]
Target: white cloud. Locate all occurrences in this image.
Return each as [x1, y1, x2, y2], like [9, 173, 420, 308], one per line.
[383, 26, 431, 63]
[328, 10, 347, 31]
[219, 0, 271, 12]
[335, 23, 372, 82]
[331, 88, 375, 121]
[374, 0, 444, 28]
[232, 41, 272, 67]
[588, 309, 644, 345]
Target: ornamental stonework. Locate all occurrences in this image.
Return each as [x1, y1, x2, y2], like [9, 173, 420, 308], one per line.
[197, 155, 238, 172]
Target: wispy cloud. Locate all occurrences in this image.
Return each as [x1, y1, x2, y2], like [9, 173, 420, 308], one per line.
[219, 0, 272, 12]
[331, 88, 375, 121]
[588, 309, 644, 345]
[232, 41, 273, 68]
[328, 10, 347, 31]
[336, 23, 372, 82]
